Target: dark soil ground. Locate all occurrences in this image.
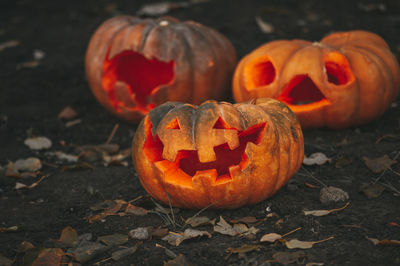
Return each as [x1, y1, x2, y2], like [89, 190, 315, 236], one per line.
[1, 0, 400, 265]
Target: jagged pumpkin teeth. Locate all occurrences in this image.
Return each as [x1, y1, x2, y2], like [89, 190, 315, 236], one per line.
[233, 30, 400, 129]
[132, 99, 304, 209]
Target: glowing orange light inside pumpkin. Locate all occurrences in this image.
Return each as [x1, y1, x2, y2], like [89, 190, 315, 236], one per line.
[102, 50, 175, 112]
[143, 117, 266, 182]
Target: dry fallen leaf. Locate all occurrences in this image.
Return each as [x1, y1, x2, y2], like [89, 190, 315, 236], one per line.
[164, 254, 194, 266]
[33, 49, 45, 60]
[304, 202, 350, 217]
[284, 236, 334, 249]
[272, 251, 307, 265]
[24, 136, 52, 150]
[125, 203, 148, 216]
[185, 216, 215, 227]
[31, 248, 63, 266]
[319, 186, 349, 204]
[17, 60, 40, 70]
[14, 157, 42, 172]
[86, 199, 126, 223]
[47, 151, 79, 163]
[366, 236, 400, 246]
[229, 216, 260, 225]
[58, 226, 78, 247]
[162, 228, 211, 246]
[98, 233, 129, 246]
[0, 40, 19, 52]
[303, 152, 331, 166]
[226, 244, 263, 257]
[0, 225, 18, 232]
[111, 243, 140, 261]
[255, 16, 274, 33]
[70, 241, 111, 263]
[360, 183, 386, 199]
[214, 216, 243, 236]
[58, 106, 78, 120]
[129, 227, 150, 240]
[260, 233, 282, 243]
[363, 155, 396, 173]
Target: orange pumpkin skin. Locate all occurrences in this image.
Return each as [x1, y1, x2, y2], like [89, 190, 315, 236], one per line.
[132, 98, 304, 209]
[233, 31, 400, 129]
[85, 16, 236, 123]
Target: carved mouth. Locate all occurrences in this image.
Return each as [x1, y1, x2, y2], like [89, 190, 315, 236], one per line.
[143, 118, 266, 185]
[277, 74, 327, 106]
[102, 50, 175, 113]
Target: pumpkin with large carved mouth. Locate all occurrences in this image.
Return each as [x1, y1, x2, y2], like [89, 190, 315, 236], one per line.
[85, 16, 236, 123]
[132, 98, 304, 209]
[233, 30, 400, 129]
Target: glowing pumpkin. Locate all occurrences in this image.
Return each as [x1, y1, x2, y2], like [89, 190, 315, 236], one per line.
[132, 98, 304, 209]
[233, 30, 400, 129]
[85, 16, 236, 123]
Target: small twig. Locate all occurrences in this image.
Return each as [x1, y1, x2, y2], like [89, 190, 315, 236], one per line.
[166, 192, 176, 229]
[281, 227, 302, 238]
[300, 166, 328, 188]
[105, 123, 119, 144]
[379, 182, 400, 196]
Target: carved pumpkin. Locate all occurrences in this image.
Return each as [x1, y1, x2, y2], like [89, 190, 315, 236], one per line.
[132, 98, 304, 209]
[233, 30, 400, 129]
[85, 16, 236, 123]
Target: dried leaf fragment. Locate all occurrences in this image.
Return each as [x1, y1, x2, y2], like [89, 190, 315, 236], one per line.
[24, 136, 52, 150]
[58, 226, 78, 247]
[284, 236, 334, 249]
[229, 216, 260, 225]
[255, 16, 274, 33]
[70, 241, 111, 263]
[185, 216, 215, 227]
[164, 254, 194, 266]
[125, 203, 148, 216]
[111, 243, 140, 261]
[363, 155, 396, 173]
[360, 183, 385, 199]
[129, 227, 150, 240]
[98, 233, 129, 246]
[14, 157, 42, 172]
[303, 152, 331, 166]
[0, 40, 19, 52]
[0, 225, 18, 232]
[366, 236, 400, 246]
[226, 244, 263, 256]
[272, 251, 306, 265]
[162, 228, 211, 246]
[260, 233, 282, 243]
[31, 248, 63, 266]
[319, 186, 349, 204]
[304, 202, 350, 217]
[58, 106, 78, 120]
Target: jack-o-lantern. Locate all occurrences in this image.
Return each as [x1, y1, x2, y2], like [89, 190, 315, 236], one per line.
[85, 16, 236, 123]
[132, 98, 304, 209]
[233, 30, 400, 129]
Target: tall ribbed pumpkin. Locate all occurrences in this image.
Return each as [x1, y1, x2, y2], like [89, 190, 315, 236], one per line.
[233, 30, 400, 129]
[132, 98, 304, 209]
[85, 16, 236, 123]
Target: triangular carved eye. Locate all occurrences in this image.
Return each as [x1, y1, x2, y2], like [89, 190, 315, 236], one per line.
[213, 117, 235, 130]
[166, 118, 181, 129]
